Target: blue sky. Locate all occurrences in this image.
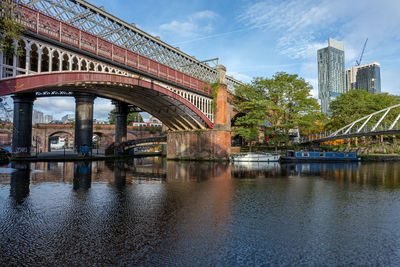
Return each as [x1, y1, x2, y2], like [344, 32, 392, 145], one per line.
[31, 0, 400, 121]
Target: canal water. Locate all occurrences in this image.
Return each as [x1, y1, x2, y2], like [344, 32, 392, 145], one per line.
[1, 159, 400, 265]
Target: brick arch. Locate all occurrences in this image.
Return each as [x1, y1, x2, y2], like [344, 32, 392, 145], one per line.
[93, 131, 113, 148]
[48, 130, 73, 152]
[0, 72, 214, 131]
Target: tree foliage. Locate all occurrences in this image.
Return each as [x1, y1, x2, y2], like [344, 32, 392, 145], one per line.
[108, 109, 144, 124]
[0, 0, 24, 57]
[233, 72, 324, 147]
[327, 90, 400, 130]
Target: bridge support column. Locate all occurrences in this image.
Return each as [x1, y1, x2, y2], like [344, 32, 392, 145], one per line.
[113, 101, 128, 143]
[74, 94, 96, 153]
[12, 94, 36, 156]
[167, 65, 231, 160]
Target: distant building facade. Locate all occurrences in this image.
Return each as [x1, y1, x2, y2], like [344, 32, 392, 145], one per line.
[148, 115, 162, 124]
[44, 114, 53, 123]
[61, 114, 74, 124]
[346, 62, 381, 94]
[318, 38, 346, 115]
[32, 110, 44, 124]
[94, 119, 107, 124]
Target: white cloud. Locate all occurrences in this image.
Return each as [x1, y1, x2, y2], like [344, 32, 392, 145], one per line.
[159, 10, 218, 39]
[237, 0, 400, 96]
[34, 97, 75, 119]
[239, 0, 400, 63]
[94, 98, 113, 120]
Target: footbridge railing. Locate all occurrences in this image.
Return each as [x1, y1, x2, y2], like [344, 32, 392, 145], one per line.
[300, 104, 400, 143]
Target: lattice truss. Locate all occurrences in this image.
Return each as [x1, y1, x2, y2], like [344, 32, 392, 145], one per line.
[21, 0, 243, 91]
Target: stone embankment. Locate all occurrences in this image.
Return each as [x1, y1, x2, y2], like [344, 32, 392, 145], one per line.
[361, 154, 400, 161]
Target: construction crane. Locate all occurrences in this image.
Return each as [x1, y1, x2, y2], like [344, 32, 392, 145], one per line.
[356, 38, 368, 66]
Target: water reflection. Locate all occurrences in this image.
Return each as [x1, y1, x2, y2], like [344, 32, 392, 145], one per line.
[1, 159, 400, 265]
[113, 161, 126, 189]
[231, 161, 281, 179]
[282, 162, 400, 188]
[73, 161, 92, 190]
[9, 162, 30, 203]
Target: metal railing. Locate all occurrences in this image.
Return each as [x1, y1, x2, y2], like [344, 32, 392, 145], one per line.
[11, 4, 213, 94]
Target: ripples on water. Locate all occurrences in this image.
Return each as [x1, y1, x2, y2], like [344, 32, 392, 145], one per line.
[1, 158, 400, 265]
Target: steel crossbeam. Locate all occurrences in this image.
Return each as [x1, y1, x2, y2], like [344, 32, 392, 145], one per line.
[22, 0, 243, 91]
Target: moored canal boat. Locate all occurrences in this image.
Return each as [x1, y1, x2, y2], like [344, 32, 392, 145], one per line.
[280, 150, 360, 162]
[231, 152, 280, 162]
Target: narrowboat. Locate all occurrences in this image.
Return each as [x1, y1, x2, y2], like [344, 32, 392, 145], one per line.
[231, 152, 280, 162]
[280, 150, 360, 162]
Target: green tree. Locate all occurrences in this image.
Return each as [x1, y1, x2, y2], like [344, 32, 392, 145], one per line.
[234, 72, 323, 149]
[0, 0, 24, 57]
[108, 108, 144, 124]
[233, 83, 270, 150]
[327, 90, 400, 130]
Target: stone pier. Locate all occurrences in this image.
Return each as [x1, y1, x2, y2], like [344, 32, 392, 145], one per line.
[167, 65, 231, 160]
[74, 94, 96, 152]
[12, 94, 35, 156]
[113, 101, 128, 143]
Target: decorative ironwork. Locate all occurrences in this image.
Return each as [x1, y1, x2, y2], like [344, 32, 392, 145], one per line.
[14, 5, 213, 94]
[35, 91, 74, 97]
[20, 0, 243, 91]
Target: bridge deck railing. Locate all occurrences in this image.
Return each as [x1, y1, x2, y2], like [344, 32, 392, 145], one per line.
[300, 104, 400, 143]
[300, 121, 400, 143]
[8, 4, 213, 95]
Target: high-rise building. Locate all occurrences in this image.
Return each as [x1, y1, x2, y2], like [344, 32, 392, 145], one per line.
[318, 38, 346, 115]
[32, 110, 44, 124]
[346, 67, 358, 91]
[44, 114, 53, 123]
[346, 62, 381, 94]
[61, 114, 73, 123]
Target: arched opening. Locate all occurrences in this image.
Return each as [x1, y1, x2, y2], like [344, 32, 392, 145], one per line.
[4, 72, 214, 131]
[93, 132, 110, 149]
[104, 67, 109, 72]
[81, 60, 87, 71]
[62, 54, 70, 71]
[52, 50, 60, 71]
[89, 62, 95, 71]
[231, 112, 246, 147]
[41, 47, 50, 72]
[16, 40, 26, 74]
[97, 65, 102, 72]
[29, 43, 38, 72]
[71, 56, 79, 71]
[48, 131, 73, 152]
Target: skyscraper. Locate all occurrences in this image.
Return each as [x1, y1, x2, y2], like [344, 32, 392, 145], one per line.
[346, 62, 381, 94]
[318, 38, 345, 115]
[32, 110, 44, 124]
[44, 114, 53, 123]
